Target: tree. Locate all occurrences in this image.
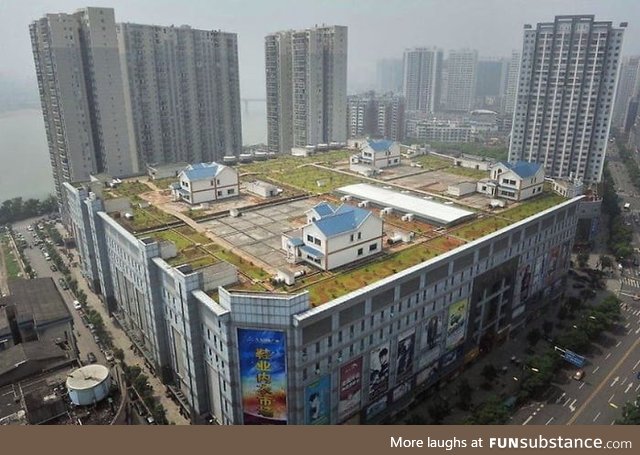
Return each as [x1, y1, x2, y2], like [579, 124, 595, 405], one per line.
[542, 320, 554, 336]
[481, 364, 498, 383]
[616, 400, 640, 425]
[427, 397, 451, 424]
[526, 328, 541, 348]
[577, 252, 589, 268]
[467, 396, 510, 424]
[113, 348, 125, 363]
[456, 378, 473, 411]
[599, 255, 614, 270]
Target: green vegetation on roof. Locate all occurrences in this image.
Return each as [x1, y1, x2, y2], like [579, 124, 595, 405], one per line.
[1, 236, 21, 278]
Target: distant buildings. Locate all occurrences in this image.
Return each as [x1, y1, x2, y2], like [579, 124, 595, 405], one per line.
[265, 25, 348, 154]
[403, 47, 444, 114]
[347, 92, 405, 141]
[443, 49, 478, 112]
[612, 56, 640, 131]
[376, 58, 404, 93]
[30, 7, 136, 218]
[116, 23, 242, 165]
[413, 120, 472, 143]
[501, 50, 521, 118]
[509, 15, 626, 184]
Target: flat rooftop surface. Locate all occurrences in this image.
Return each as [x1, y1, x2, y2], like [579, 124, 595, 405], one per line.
[337, 183, 475, 226]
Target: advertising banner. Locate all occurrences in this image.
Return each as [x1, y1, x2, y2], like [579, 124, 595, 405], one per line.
[237, 328, 287, 425]
[392, 381, 412, 402]
[532, 254, 544, 290]
[338, 357, 363, 421]
[304, 375, 331, 425]
[395, 329, 416, 383]
[365, 395, 388, 421]
[445, 299, 468, 349]
[368, 342, 390, 399]
[518, 262, 532, 300]
[545, 246, 560, 285]
[420, 312, 443, 365]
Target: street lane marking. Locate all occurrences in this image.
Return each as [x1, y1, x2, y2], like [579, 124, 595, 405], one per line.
[636, 383, 640, 392]
[569, 399, 577, 412]
[606, 353, 612, 360]
[522, 416, 533, 425]
[545, 417, 554, 425]
[609, 393, 615, 402]
[610, 377, 619, 387]
[609, 402, 618, 409]
[569, 333, 640, 425]
[593, 412, 601, 423]
[634, 359, 640, 370]
[636, 326, 640, 335]
[579, 382, 586, 389]
[625, 383, 633, 393]
[616, 340, 622, 347]
[593, 366, 600, 374]
[555, 392, 566, 404]
[625, 322, 631, 328]
[622, 376, 627, 385]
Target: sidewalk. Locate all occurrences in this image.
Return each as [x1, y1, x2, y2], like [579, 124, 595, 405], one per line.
[55, 224, 189, 425]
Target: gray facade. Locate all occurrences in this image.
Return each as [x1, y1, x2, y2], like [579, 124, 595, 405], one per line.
[30, 7, 137, 220]
[402, 47, 443, 114]
[612, 56, 640, 130]
[266, 26, 348, 153]
[116, 24, 242, 165]
[443, 49, 478, 112]
[347, 92, 405, 141]
[509, 15, 625, 184]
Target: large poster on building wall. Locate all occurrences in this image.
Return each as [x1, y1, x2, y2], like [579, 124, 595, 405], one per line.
[544, 246, 560, 285]
[518, 262, 532, 300]
[420, 312, 443, 365]
[445, 299, 468, 349]
[532, 255, 544, 290]
[237, 328, 288, 425]
[369, 342, 390, 399]
[338, 357, 363, 422]
[395, 329, 416, 383]
[416, 361, 439, 386]
[304, 375, 331, 425]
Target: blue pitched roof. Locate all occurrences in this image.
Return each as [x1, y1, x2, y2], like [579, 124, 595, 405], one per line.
[311, 202, 336, 217]
[312, 205, 371, 238]
[181, 162, 224, 181]
[367, 139, 394, 152]
[500, 161, 542, 179]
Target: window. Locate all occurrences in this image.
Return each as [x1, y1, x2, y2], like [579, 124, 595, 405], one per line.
[357, 232, 362, 240]
[217, 190, 222, 196]
[357, 248, 363, 256]
[369, 243, 378, 252]
[227, 188, 235, 195]
[307, 235, 313, 243]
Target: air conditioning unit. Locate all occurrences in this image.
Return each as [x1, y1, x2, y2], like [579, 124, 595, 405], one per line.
[340, 195, 352, 202]
[358, 200, 369, 208]
[401, 213, 414, 222]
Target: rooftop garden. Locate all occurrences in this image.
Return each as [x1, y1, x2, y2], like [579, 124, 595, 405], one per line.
[450, 216, 513, 241]
[412, 155, 452, 170]
[499, 192, 566, 222]
[204, 244, 270, 281]
[118, 205, 180, 232]
[305, 235, 465, 306]
[443, 166, 489, 180]
[106, 181, 153, 199]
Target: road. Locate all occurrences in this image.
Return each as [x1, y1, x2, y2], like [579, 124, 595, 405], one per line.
[11, 218, 106, 366]
[513, 138, 640, 426]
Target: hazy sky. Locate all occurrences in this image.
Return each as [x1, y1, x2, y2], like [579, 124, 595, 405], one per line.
[1, 0, 640, 98]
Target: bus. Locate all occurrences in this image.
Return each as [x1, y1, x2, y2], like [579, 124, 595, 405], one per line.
[624, 202, 631, 211]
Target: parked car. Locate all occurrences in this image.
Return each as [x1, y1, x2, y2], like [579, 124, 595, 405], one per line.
[104, 350, 115, 363]
[50, 264, 58, 272]
[146, 416, 156, 425]
[73, 300, 82, 310]
[87, 352, 97, 364]
[572, 369, 585, 381]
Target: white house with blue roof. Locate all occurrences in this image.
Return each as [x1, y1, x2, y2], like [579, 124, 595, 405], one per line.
[172, 162, 239, 204]
[477, 161, 544, 201]
[350, 139, 401, 170]
[282, 202, 384, 270]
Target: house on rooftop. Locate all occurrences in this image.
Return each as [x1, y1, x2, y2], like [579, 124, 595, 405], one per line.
[282, 202, 383, 270]
[477, 161, 544, 201]
[172, 162, 239, 204]
[350, 139, 401, 171]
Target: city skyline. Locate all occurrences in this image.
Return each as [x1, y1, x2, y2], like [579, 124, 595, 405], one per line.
[2, 0, 640, 101]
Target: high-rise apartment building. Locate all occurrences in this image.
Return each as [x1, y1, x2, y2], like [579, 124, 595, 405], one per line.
[443, 49, 478, 112]
[613, 56, 640, 130]
[509, 16, 625, 183]
[376, 58, 404, 93]
[502, 50, 521, 117]
[265, 25, 348, 154]
[30, 7, 136, 217]
[402, 48, 443, 114]
[116, 23, 242, 165]
[347, 92, 405, 141]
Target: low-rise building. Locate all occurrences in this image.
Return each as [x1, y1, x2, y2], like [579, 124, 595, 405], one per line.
[173, 163, 239, 205]
[245, 180, 281, 198]
[350, 139, 401, 170]
[413, 120, 472, 143]
[283, 202, 384, 270]
[477, 161, 544, 201]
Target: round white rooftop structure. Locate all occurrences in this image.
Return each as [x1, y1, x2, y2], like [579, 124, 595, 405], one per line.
[66, 364, 111, 406]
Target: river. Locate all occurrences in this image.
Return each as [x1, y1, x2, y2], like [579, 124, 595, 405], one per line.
[0, 103, 267, 202]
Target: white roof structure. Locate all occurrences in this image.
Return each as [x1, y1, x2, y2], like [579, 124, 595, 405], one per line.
[337, 183, 475, 226]
[66, 364, 110, 390]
